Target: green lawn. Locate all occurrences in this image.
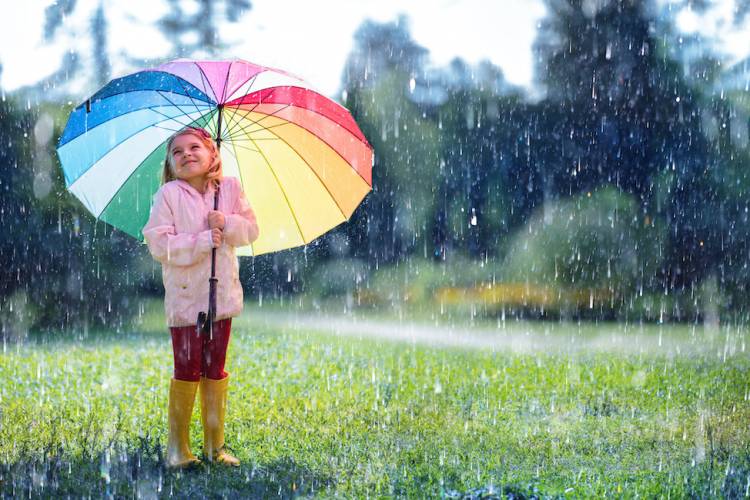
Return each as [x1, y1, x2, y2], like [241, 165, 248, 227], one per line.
[1, 304, 749, 498]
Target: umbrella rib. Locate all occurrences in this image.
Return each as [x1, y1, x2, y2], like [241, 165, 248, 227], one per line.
[225, 120, 305, 139]
[235, 73, 260, 98]
[152, 67, 218, 121]
[222, 135, 256, 256]
[224, 142, 259, 153]
[63, 106, 214, 185]
[222, 102, 264, 140]
[225, 99, 372, 171]
[62, 100, 213, 145]
[230, 121, 293, 136]
[86, 71, 212, 106]
[95, 112, 213, 224]
[243, 133, 308, 243]
[227, 111, 372, 188]
[234, 103, 293, 135]
[226, 94, 295, 134]
[228, 85, 368, 144]
[158, 92, 207, 127]
[194, 63, 220, 105]
[222, 103, 259, 143]
[150, 123, 190, 134]
[154, 68, 219, 135]
[223, 88, 294, 140]
[149, 103, 210, 130]
[221, 74, 259, 136]
[220, 62, 232, 103]
[237, 138, 280, 141]
[224, 104, 293, 141]
[224, 107, 261, 140]
[156, 88, 211, 128]
[235, 116, 350, 221]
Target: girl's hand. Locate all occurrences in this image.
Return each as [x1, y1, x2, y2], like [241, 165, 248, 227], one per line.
[210, 228, 223, 248]
[208, 210, 225, 230]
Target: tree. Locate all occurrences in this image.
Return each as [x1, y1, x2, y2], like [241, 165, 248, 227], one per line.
[534, 0, 703, 201]
[341, 15, 428, 91]
[39, 0, 254, 96]
[533, 0, 725, 292]
[42, 0, 110, 94]
[90, 3, 111, 87]
[0, 98, 146, 337]
[157, 0, 253, 57]
[339, 17, 441, 265]
[430, 58, 528, 260]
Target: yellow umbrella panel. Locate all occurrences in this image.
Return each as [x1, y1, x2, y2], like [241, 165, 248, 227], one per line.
[220, 100, 373, 256]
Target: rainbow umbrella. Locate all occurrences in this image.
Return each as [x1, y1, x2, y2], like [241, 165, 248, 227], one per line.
[56, 58, 373, 256]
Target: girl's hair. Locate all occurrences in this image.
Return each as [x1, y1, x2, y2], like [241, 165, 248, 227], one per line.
[161, 126, 222, 185]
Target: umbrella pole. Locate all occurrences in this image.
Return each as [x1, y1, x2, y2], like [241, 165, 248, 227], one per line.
[207, 186, 219, 340]
[208, 106, 223, 340]
[199, 106, 224, 339]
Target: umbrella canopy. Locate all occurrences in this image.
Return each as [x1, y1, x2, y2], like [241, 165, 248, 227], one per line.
[57, 59, 373, 256]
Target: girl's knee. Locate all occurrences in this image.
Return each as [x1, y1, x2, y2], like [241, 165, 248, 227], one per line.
[202, 364, 228, 380]
[173, 371, 201, 382]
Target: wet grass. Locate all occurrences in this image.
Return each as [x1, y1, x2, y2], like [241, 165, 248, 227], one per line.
[1, 305, 749, 498]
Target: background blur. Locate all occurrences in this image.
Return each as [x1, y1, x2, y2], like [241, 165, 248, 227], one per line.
[2, 0, 750, 337]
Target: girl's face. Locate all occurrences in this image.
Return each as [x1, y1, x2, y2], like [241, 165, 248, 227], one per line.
[169, 134, 216, 184]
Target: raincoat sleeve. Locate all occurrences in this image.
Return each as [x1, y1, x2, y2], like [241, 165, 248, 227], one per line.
[222, 180, 259, 247]
[143, 189, 214, 266]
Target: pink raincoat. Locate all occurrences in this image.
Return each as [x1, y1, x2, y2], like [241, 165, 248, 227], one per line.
[143, 177, 259, 327]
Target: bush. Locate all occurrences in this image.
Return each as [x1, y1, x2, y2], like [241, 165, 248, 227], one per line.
[501, 187, 665, 296]
[308, 258, 370, 298]
[0, 100, 144, 336]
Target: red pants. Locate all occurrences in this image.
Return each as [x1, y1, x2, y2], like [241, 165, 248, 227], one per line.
[170, 318, 232, 382]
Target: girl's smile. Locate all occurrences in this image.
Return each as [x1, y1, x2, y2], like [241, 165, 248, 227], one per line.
[170, 135, 216, 192]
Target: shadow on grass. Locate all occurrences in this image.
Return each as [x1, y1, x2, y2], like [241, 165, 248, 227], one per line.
[0, 442, 335, 498]
[3, 431, 744, 499]
[1, 452, 551, 499]
[442, 484, 546, 500]
[683, 445, 750, 498]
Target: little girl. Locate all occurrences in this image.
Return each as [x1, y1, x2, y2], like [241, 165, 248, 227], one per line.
[143, 126, 259, 469]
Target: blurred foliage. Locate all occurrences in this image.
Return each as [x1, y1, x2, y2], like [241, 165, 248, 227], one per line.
[4, 0, 750, 331]
[0, 99, 151, 336]
[158, 0, 253, 57]
[502, 187, 664, 291]
[351, 71, 442, 263]
[334, 0, 750, 321]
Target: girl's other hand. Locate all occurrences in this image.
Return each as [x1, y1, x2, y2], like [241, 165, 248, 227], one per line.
[211, 228, 223, 248]
[208, 210, 226, 230]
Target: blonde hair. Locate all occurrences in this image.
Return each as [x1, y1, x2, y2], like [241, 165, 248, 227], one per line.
[162, 126, 222, 185]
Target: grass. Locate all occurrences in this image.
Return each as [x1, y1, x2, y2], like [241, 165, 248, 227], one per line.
[1, 301, 749, 498]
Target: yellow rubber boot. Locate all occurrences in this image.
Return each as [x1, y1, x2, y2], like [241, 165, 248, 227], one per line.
[200, 375, 240, 466]
[166, 378, 201, 469]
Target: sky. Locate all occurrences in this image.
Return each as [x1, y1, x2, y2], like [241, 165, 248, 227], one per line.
[1, 0, 749, 100]
[1, 0, 546, 99]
